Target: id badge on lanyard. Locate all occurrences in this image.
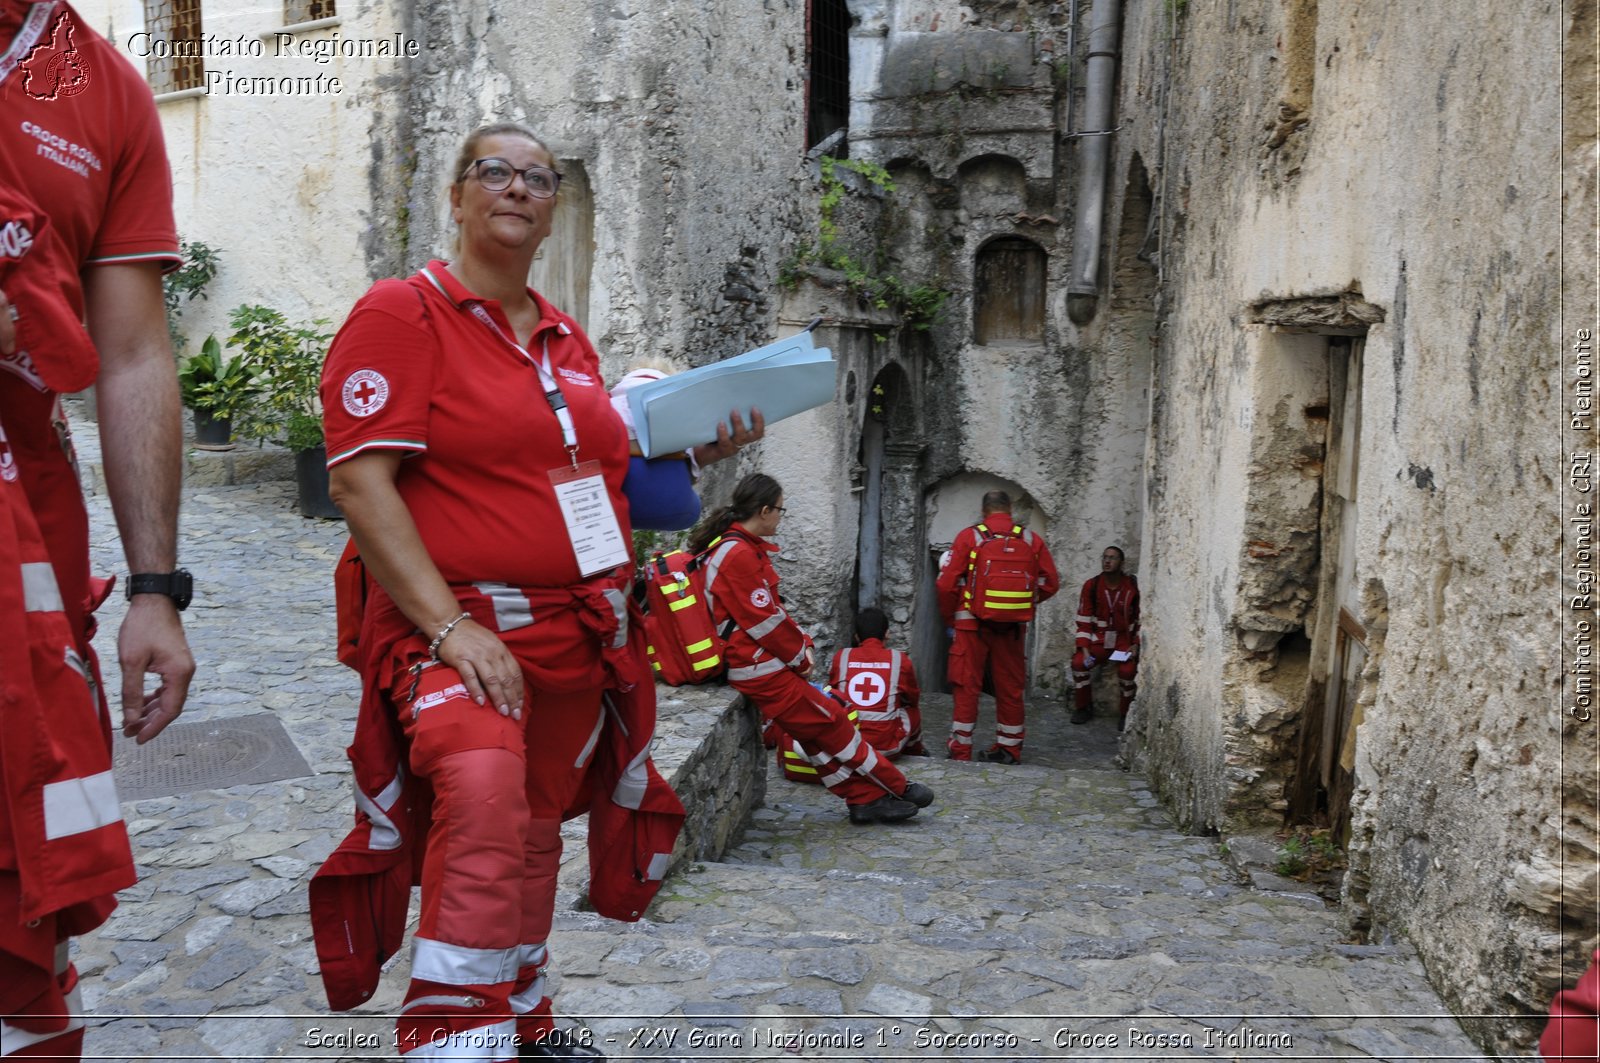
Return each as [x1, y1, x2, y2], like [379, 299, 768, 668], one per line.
[467, 302, 629, 577]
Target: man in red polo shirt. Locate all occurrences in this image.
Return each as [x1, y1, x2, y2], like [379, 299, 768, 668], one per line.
[1, 2, 196, 1057]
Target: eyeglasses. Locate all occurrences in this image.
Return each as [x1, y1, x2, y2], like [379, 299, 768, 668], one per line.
[462, 158, 562, 199]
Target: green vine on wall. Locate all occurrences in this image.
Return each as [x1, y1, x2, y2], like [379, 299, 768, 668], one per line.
[780, 156, 950, 332]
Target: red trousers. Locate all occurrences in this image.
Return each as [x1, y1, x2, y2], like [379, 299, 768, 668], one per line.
[0, 942, 85, 1059]
[1071, 648, 1139, 714]
[948, 624, 1027, 759]
[736, 670, 907, 804]
[391, 652, 601, 1061]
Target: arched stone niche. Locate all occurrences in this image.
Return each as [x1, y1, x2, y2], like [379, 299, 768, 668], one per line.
[956, 153, 1029, 219]
[973, 235, 1048, 345]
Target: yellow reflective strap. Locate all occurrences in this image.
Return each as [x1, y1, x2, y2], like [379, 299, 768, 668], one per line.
[787, 764, 819, 775]
[685, 638, 714, 654]
[668, 596, 698, 611]
[692, 656, 722, 671]
[987, 590, 1034, 598]
[983, 601, 1032, 610]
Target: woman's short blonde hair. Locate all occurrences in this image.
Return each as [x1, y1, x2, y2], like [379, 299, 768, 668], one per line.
[449, 122, 548, 192]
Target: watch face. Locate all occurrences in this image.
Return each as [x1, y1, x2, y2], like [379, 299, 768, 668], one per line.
[171, 569, 194, 610]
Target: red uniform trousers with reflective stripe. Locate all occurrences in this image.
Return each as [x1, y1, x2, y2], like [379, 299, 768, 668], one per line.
[1071, 648, 1139, 715]
[391, 631, 603, 1061]
[734, 670, 907, 805]
[0, 401, 129, 1063]
[948, 623, 1028, 759]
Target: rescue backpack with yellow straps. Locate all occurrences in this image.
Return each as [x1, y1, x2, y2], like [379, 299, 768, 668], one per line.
[964, 522, 1041, 623]
[641, 549, 727, 685]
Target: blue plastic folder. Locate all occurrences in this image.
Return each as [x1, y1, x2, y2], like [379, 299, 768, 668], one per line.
[625, 332, 836, 458]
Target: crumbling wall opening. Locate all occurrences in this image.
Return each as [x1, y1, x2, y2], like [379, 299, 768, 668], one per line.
[807, 0, 852, 150]
[855, 360, 918, 618]
[974, 236, 1047, 345]
[530, 159, 594, 335]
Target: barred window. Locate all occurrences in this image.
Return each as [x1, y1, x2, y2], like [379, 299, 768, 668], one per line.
[806, 0, 849, 150]
[142, 0, 203, 95]
[284, 0, 335, 24]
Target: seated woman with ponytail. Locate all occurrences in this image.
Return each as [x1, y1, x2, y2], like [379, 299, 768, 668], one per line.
[689, 473, 936, 824]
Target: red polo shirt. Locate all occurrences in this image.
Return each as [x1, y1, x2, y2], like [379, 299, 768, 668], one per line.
[0, 0, 179, 646]
[0, 0, 182, 302]
[321, 262, 630, 588]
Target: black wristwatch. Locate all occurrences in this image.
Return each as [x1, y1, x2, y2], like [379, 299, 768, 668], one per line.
[126, 569, 193, 611]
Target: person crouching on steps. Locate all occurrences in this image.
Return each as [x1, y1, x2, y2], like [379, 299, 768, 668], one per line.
[689, 474, 935, 824]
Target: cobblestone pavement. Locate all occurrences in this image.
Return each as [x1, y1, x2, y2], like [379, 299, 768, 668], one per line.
[68, 470, 1492, 1062]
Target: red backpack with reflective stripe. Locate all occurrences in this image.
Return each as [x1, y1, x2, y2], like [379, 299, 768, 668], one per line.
[641, 549, 726, 685]
[965, 523, 1040, 623]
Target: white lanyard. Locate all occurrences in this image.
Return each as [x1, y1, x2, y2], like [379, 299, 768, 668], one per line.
[1, 3, 57, 84]
[420, 267, 580, 464]
[1102, 581, 1128, 622]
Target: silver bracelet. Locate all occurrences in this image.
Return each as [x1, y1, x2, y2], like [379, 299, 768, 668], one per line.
[428, 611, 471, 661]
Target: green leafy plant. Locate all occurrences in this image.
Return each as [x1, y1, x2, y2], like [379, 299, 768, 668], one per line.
[227, 304, 333, 453]
[163, 239, 223, 354]
[1274, 829, 1346, 880]
[780, 157, 950, 332]
[177, 334, 256, 420]
[633, 528, 686, 569]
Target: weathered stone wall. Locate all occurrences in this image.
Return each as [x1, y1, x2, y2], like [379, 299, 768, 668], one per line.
[398, 0, 807, 379]
[1113, 0, 1576, 1051]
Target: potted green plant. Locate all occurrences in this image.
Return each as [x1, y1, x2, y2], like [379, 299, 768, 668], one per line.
[227, 304, 338, 518]
[177, 335, 255, 449]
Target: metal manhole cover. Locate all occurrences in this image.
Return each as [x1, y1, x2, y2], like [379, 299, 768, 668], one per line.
[112, 712, 314, 801]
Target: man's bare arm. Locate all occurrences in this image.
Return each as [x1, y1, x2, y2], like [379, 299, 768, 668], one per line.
[82, 262, 194, 743]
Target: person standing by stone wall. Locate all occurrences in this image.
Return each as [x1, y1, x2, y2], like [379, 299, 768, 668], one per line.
[1070, 545, 1141, 729]
[936, 490, 1059, 763]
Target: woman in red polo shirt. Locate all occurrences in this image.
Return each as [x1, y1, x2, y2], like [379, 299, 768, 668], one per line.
[319, 123, 756, 1062]
[690, 473, 935, 825]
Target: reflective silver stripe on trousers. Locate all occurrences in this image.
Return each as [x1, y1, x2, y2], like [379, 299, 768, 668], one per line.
[646, 851, 670, 880]
[473, 582, 534, 631]
[21, 561, 63, 613]
[744, 609, 788, 640]
[855, 708, 899, 721]
[954, 609, 974, 621]
[573, 707, 604, 770]
[1074, 613, 1094, 624]
[820, 767, 850, 787]
[834, 731, 863, 764]
[950, 721, 974, 734]
[601, 587, 628, 648]
[508, 941, 551, 1012]
[400, 994, 484, 1014]
[63, 646, 88, 681]
[997, 723, 1025, 735]
[42, 770, 121, 840]
[400, 1018, 517, 1060]
[410, 936, 520, 986]
[354, 770, 405, 852]
[610, 738, 651, 810]
[728, 657, 786, 681]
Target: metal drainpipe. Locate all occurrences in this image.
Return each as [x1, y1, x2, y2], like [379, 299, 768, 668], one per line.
[1065, 0, 1124, 325]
